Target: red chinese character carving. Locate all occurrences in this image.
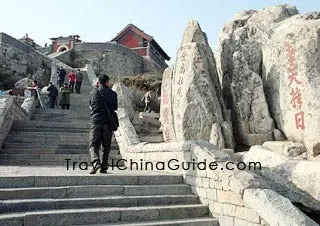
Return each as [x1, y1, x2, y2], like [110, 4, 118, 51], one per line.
[295, 111, 305, 130]
[290, 87, 302, 109]
[288, 73, 302, 86]
[285, 44, 302, 86]
[286, 45, 295, 57]
[164, 127, 171, 142]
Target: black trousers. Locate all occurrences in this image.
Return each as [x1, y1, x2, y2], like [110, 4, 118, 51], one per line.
[49, 97, 56, 108]
[89, 123, 112, 169]
[61, 104, 70, 110]
[58, 80, 64, 88]
[75, 81, 82, 93]
[69, 81, 75, 93]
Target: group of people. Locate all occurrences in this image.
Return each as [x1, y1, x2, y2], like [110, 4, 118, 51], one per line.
[47, 82, 71, 109]
[57, 67, 83, 94]
[44, 67, 85, 110]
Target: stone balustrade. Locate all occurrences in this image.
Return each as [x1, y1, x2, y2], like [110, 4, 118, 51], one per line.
[0, 96, 36, 148]
[113, 104, 318, 226]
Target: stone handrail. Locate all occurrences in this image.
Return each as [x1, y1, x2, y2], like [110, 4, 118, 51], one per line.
[73, 42, 143, 64]
[0, 96, 36, 149]
[85, 64, 98, 87]
[113, 104, 318, 226]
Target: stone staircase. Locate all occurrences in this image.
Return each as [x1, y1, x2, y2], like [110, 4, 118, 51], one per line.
[0, 69, 218, 225]
[0, 175, 218, 226]
[0, 71, 122, 166]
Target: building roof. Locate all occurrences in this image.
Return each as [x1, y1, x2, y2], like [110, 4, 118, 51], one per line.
[110, 24, 170, 60]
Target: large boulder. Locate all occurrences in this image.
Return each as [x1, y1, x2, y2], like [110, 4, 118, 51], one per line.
[216, 5, 298, 109]
[14, 78, 33, 89]
[161, 20, 233, 144]
[262, 12, 320, 159]
[230, 51, 274, 145]
[243, 145, 320, 212]
[216, 5, 320, 159]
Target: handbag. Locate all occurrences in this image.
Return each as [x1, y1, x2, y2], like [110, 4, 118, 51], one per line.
[98, 89, 119, 131]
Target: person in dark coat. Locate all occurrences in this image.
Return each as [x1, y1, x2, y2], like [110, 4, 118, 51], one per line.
[59, 84, 71, 110]
[47, 82, 58, 109]
[75, 69, 83, 94]
[89, 74, 118, 174]
[57, 67, 66, 88]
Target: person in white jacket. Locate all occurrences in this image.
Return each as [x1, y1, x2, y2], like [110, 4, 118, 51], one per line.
[141, 90, 152, 113]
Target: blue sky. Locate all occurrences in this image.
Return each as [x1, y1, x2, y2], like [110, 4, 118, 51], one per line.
[1, 0, 319, 64]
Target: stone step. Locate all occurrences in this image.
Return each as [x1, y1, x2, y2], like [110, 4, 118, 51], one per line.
[0, 184, 190, 199]
[30, 118, 91, 122]
[5, 136, 93, 143]
[2, 143, 119, 150]
[5, 133, 117, 143]
[8, 132, 89, 139]
[0, 204, 209, 226]
[0, 153, 121, 161]
[0, 158, 124, 167]
[31, 113, 91, 118]
[92, 218, 218, 226]
[10, 127, 90, 133]
[0, 149, 119, 155]
[0, 175, 183, 188]
[1, 195, 199, 213]
[12, 121, 91, 129]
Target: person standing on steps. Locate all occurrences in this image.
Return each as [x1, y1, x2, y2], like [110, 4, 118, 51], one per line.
[59, 83, 71, 110]
[47, 82, 58, 109]
[141, 90, 152, 113]
[67, 70, 76, 93]
[57, 66, 66, 88]
[89, 74, 118, 174]
[75, 69, 83, 94]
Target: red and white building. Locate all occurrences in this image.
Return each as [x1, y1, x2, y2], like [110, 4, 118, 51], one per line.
[50, 35, 81, 52]
[110, 24, 170, 67]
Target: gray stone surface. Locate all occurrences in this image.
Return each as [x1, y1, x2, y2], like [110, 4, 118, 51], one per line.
[221, 121, 236, 149]
[209, 122, 225, 149]
[14, 78, 33, 89]
[0, 96, 28, 149]
[230, 51, 274, 146]
[273, 129, 286, 141]
[0, 44, 51, 89]
[216, 5, 320, 159]
[112, 82, 135, 121]
[162, 20, 226, 142]
[216, 5, 298, 109]
[262, 13, 320, 159]
[243, 145, 320, 211]
[244, 189, 318, 226]
[159, 65, 176, 142]
[262, 141, 307, 157]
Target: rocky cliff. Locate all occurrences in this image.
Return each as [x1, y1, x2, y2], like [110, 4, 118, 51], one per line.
[0, 46, 51, 89]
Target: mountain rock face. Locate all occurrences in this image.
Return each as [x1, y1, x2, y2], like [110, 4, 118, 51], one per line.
[230, 51, 274, 146]
[216, 4, 320, 159]
[0, 45, 51, 89]
[160, 20, 234, 148]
